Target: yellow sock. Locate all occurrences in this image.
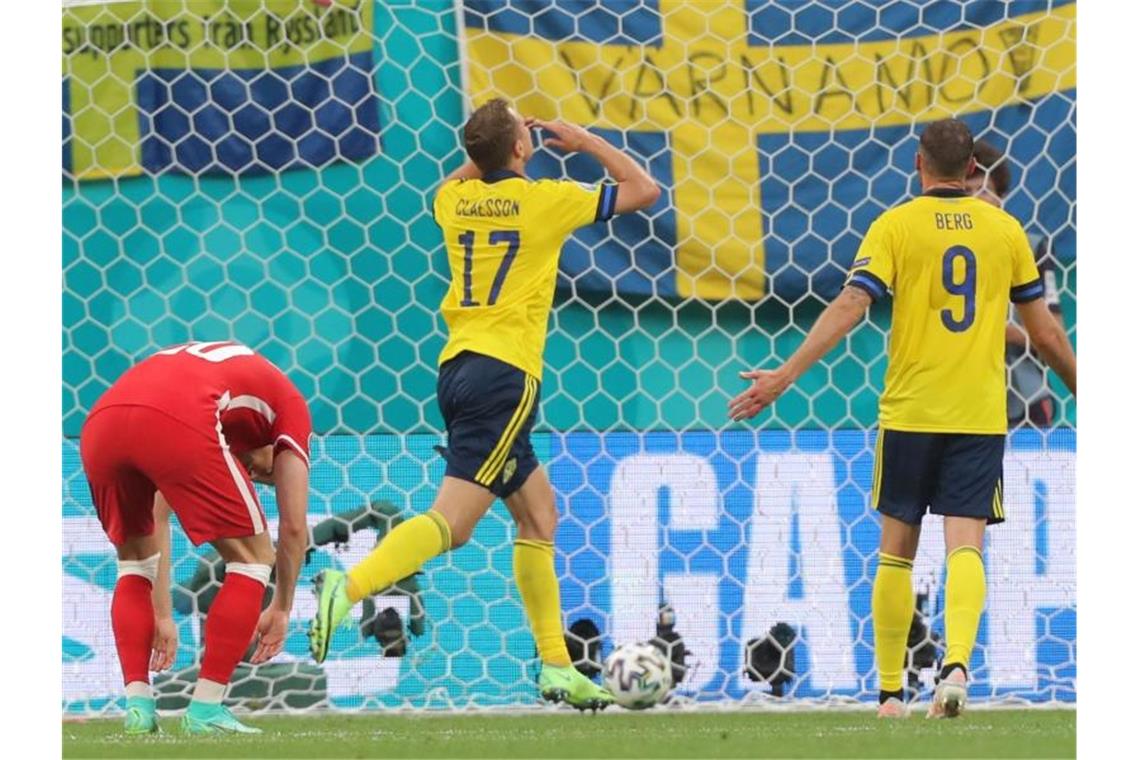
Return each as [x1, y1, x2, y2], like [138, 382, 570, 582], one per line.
[873, 551, 914, 693]
[345, 511, 451, 603]
[514, 539, 571, 667]
[944, 545, 986, 670]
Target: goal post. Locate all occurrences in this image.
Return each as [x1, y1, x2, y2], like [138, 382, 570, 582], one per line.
[63, 0, 1076, 713]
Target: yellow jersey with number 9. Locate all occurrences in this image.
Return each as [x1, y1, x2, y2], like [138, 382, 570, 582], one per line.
[433, 170, 617, 379]
[846, 189, 1045, 434]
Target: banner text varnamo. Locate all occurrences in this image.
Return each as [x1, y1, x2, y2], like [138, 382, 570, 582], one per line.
[465, 2, 1074, 301]
[466, 4, 1075, 133]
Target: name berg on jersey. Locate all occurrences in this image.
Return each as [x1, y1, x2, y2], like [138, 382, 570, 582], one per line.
[934, 212, 973, 230]
[454, 198, 521, 217]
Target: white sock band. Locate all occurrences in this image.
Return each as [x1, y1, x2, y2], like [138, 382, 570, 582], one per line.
[225, 562, 271, 586]
[117, 553, 161, 583]
[192, 678, 227, 704]
[125, 681, 152, 700]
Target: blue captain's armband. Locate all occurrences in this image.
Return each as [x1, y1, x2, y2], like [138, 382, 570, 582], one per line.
[1010, 278, 1045, 303]
[595, 183, 618, 222]
[847, 270, 889, 301]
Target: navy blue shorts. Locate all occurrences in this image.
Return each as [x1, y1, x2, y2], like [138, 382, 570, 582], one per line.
[872, 429, 1006, 526]
[436, 351, 540, 498]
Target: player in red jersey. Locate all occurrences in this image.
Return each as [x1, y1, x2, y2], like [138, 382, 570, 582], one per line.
[80, 341, 312, 735]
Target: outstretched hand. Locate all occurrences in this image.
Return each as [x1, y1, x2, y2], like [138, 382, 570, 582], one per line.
[728, 369, 791, 421]
[150, 615, 178, 672]
[250, 607, 289, 664]
[530, 118, 595, 153]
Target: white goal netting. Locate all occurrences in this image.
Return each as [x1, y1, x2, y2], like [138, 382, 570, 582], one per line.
[62, 0, 1076, 714]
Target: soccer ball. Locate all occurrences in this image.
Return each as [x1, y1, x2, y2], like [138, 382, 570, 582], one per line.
[602, 642, 673, 710]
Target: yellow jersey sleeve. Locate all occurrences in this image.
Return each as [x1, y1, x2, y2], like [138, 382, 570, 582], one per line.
[535, 180, 618, 235]
[1009, 224, 1046, 303]
[845, 215, 897, 301]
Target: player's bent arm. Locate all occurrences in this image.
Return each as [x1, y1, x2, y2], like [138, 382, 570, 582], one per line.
[729, 287, 872, 421]
[152, 492, 174, 619]
[1006, 306, 1063, 350]
[148, 492, 179, 671]
[1051, 303, 1067, 332]
[1016, 298, 1077, 395]
[782, 286, 874, 385]
[1005, 322, 1029, 349]
[534, 119, 659, 213]
[269, 449, 310, 613]
[582, 134, 660, 213]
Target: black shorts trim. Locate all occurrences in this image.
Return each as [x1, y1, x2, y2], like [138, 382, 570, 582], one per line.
[436, 351, 540, 498]
[872, 429, 1005, 525]
[473, 374, 538, 487]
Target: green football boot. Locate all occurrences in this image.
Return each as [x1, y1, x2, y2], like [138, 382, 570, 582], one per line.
[308, 569, 355, 664]
[538, 664, 615, 712]
[122, 696, 159, 735]
[180, 701, 262, 735]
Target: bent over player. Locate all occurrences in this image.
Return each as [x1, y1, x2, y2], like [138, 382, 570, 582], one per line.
[80, 341, 312, 734]
[309, 98, 660, 710]
[728, 120, 1076, 719]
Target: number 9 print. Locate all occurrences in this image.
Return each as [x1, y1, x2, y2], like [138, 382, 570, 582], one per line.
[940, 246, 977, 332]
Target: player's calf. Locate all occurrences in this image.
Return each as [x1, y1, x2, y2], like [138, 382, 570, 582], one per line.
[113, 552, 162, 734]
[187, 562, 270, 727]
[310, 507, 457, 663]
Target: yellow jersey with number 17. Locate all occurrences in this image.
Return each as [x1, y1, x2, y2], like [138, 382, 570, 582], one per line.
[433, 170, 617, 379]
[846, 189, 1045, 434]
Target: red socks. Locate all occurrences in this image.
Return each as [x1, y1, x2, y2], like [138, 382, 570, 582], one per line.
[111, 574, 155, 686]
[199, 573, 266, 684]
[112, 559, 267, 690]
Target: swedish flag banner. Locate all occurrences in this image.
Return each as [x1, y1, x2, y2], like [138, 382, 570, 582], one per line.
[464, 0, 1076, 302]
[63, 0, 378, 180]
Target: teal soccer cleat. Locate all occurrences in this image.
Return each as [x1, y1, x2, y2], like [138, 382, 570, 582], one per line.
[308, 569, 355, 664]
[180, 702, 262, 735]
[122, 696, 159, 735]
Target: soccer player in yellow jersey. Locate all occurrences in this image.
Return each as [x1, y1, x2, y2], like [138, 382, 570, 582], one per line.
[308, 98, 660, 710]
[729, 119, 1076, 720]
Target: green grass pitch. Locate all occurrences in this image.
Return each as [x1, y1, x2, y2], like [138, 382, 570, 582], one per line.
[63, 709, 1074, 759]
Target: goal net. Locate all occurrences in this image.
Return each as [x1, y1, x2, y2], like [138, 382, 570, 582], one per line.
[62, 0, 1076, 714]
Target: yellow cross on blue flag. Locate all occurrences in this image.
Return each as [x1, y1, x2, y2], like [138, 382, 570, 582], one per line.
[463, 0, 1075, 302]
[62, 0, 379, 181]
